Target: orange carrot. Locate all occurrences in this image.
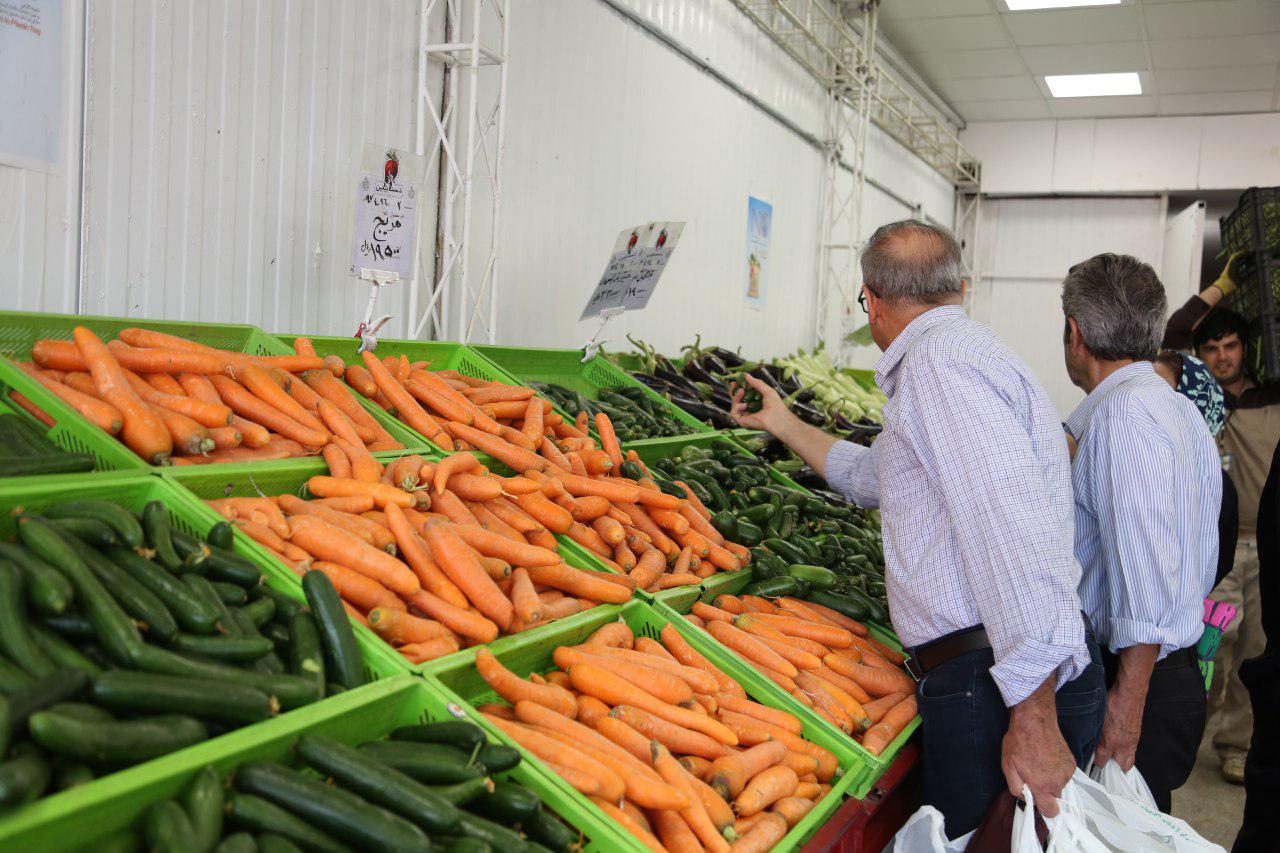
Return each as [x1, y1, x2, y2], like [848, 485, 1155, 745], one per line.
[584, 621, 633, 648]
[207, 425, 242, 450]
[568, 663, 737, 746]
[151, 403, 213, 455]
[714, 694, 802, 736]
[317, 399, 373, 447]
[35, 338, 228, 375]
[406, 590, 498, 644]
[608, 706, 731, 760]
[822, 655, 914, 698]
[383, 504, 469, 608]
[121, 370, 234, 428]
[734, 765, 799, 817]
[594, 412, 624, 471]
[18, 365, 122, 434]
[754, 613, 853, 649]
[396, 637, 461, 664]
[236, 362, 329, 436]
[661, 624, 745, 698]
[287, 515, 420, 597]
[308, 561, 404, 613]
[321, 443, 353, 478]
[651, 808, 702, 853]
[424, 523, 514, 630]
[590, 799, 665, 853]
[861, 695, 917, 756]
[706, 620, 799, 679]
[526, 564, 632, 604]
[509, 567, 542, 624]
[366, 607, 450, 644]
[72, 327, 171, 464]
[360, 350, 450, 445]
[432, 453, 480, 495]
[862, 691, 910, 726]
[652, 741, 731, 853]
[475, 648, 577, 716]
[708, 740, 788, 800]
[209, 375, 328, 446]
[487, 716, 624, 801]
[554, 648, 692, 706]
[452, 523, 560, 567]
[729, 812, 788, 853]
[450, 422, 546, 473]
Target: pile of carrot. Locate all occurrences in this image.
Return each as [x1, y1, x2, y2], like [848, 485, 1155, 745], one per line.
[474, 619, 843, 852]
[16, 328, 404, 465]
[206, 447, 637, 664]
[685, 595, 917, 757]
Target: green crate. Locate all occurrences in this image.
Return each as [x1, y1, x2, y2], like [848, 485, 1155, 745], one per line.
[428, 599, 864, 850]
[0, 675, 612, 852]
[164, 454, 628, 678]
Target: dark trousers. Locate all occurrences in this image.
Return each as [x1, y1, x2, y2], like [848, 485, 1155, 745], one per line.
[914, 636, 1106, 838]
[1100, 647, 1206, 814]
[1233, 651, 1279, 853]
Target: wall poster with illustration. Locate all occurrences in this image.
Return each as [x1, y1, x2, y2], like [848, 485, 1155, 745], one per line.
[745, 196, 772, 308]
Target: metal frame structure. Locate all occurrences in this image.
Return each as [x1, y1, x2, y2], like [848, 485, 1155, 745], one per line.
[411, 0, 510, 343]
[954, 190, 983, 311]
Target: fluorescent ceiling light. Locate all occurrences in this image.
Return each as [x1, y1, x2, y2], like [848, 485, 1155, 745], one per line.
[1045, 72, 1141, 98]
[1005, 0, 1121, 9]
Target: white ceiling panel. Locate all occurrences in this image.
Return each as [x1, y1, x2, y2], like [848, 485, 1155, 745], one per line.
[877, 0, 992, 21]
[1047, 94, 1157, 117]
[1149, 34, 1280, 70]
[1142, 1, 1280, 40]
[1000, 7, 1144, 46]
[949, 98, 1055, 121]
[904, 48, 1029, 79]
[936, 75, 1045, 102]
[1159, 90, 1278, 114]
[1154, 64, 1280, 95]
[881, 15, 1013, 54]
[1019, 41, 1149, 75]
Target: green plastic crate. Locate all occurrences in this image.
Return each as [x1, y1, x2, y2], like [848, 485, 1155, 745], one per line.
[0, 675, 611, 852]
[163, 454, 629, 678]
[428, 599, 865, 850]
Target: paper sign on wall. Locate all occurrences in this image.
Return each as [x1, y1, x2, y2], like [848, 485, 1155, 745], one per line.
[349, 144, 427, 281]
[580, 222, 684, 320]
[0, 0, 63, 172]
[744, 196, 772, 309]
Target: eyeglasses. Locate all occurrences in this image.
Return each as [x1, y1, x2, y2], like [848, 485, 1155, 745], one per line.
[857, 286, 876, 314]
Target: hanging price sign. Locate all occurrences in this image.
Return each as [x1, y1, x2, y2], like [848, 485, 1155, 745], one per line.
[580, 221, 684, 320]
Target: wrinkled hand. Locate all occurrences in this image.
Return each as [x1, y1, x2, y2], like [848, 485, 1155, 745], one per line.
[1002, 704, 1076, 818]
[1094, 687, 1143, 771]
[730, 374, 792, 435]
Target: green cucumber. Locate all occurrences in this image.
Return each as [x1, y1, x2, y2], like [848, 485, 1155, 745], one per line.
[41, 612, 95, 641]
[184, 766, 225, 853]
[357, 741, 482, 784]
[787, 564, 837, 589]
[226, 791, 352, 853]
[0, 561, 56, 677]
[302, 571, 363, 690]
[438, 839, 491, 853]
[257, 835, 305, 853]
[474, 743, 520, 774]
[709, 512, 738, 540]
[287, 613, 325, 696]
[805, 589, 870, 622]
[431, 777, 495, 806]
[452, 812, 528, 851]
[64, 534, 178, 642]
[29, 623, 101, 674]
[203, 547, 263, 587]
[761, 537, 809, 566]
[252, 651, 285, 675]
[42, 501, 145, 550]
[108, 547, 220, 634]
[129, 645, 320, 710]
[742, 576, 800, 598]
[214, 833, 258, 853]
[46, 701, 114, 722]
[525, 807, 580, 853]
[241, 597, 275, 627]
[206, 521, 234, 551]
[234, 762, 429, 853]
[49, 516, 119, 549]
[145, 799, 195, 853]
[0, 748, 51, 810]
[390, 720, 487, 755]
[7, 668, 89, 730]
[91, 670, 274, 724]
[29, 707, 207, 765]
[53, 760, 95, 790]
[183, 574, 239, 635]
[0, 454, 93, 476]
[143, 501, 183, 570]
[212, 581, 249, 606]
[733, 520, 764, 546]
[250, 585, 305, 623]
[0, 656, 34, 694]
[0, 542, 73, 616]
[296, 733, 461, 833]
[263, 622, 291, 651]
[171, 633, 274, 662]
[18, 518, 144, 666]
[474, 780, 540, 823]
[170, 528, 213, 569]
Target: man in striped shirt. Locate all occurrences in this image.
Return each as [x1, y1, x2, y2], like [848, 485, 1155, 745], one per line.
[733, 220, 1103, 836]
[1062, 254, 1220, 812]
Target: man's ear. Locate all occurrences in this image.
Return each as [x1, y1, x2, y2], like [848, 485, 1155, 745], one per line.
[1066, 317, 1084, 354]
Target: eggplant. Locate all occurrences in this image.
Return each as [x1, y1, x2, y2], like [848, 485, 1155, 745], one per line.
[682, 359, 722, 387]
[709, 347, 746, 369]
[698, 353, 730, 376]
[655, 366, 703, 398]
[669, 397, 736, 428]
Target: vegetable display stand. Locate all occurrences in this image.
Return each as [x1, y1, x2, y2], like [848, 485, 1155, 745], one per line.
[427, 599, 867, 851]
[798, 744, 921, 852]
[473, 344, 717, 439]
[164, 453, 629, 678]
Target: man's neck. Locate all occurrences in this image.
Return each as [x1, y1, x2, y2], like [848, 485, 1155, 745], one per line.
[1079, 358, 1138, 394]
[1223, 376, 1251, 398]
[879, 300, 960, 350]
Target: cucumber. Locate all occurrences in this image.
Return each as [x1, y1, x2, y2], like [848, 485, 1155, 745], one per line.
[171, 633, 274, 662]
[0, 561, 56, 677]
[47, 701, 115, 722]
[145, 799, 195, 853]
[0, 656, 34, 694]
[225, 791, 352, 853]
[252, 652, 285, 675]
[170, 528, 213, 569]
[805, 589, 870, 622]
[431, 777, 495, 806]
[212, 582, 249, 606]
[761, 537, 809, 566]
[0, 694, 8, 757]
[7, 668, 90, 729]
[525, 807, 579, 853]
[41, 501, 145, 550]
[787, 564, 838, 589]
[742, 576, 800, 598]
[438, 839, 491, 853]
[183, 574, 239, 636]
[473, 780, 540, 824]
[0, 542, 73, 616]
[452, 812, 529, 851]
[143, 501, 183, 570]
[30, 709, 207, 765]
[302, 571, 363, 690]
[204, 548, 263, 587]
[215, 833, 258, 853]
[19, 517, 145, 666]
[241, 597, 276, 627]
[41, 612, 95, 642]
[49, 516, 119, 549]
[296, 733, 460, 833]
[257, 835, 305, 853]
[250, 585, 305, 623]
[64, 535, 178, 642]
[29, 623, 101, 674]
[206, 521, 234, 551]
[0, 748, 51, 810]
[0, 454, 93, 476]
[357, 741, 482, 784]
[263, 622, 291, 651]
[94, 829, 142, 853]
[130, 645, 321, 710]
[234, 762, 430, 853]
[390, 720, 486, 755]
[108, 547, 221, 635]
[475, 743, 520, 774]
[53, 760, 95, 790]
[183, 766, 225, 853]
[91, 670, 274, 724]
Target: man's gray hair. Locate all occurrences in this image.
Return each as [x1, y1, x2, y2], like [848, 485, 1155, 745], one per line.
[1061, 253, 1167, 362]
[860, 219, 964, 304]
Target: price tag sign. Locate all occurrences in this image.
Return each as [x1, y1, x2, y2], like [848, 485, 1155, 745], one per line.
[349, 144, 426, 281]
[580, 221, 684, 320]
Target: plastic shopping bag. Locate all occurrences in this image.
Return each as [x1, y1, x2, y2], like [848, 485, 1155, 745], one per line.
[889, 806, 973, 852]
[1053, 769, 1224, 852]
[1087, 758, 1159, 811]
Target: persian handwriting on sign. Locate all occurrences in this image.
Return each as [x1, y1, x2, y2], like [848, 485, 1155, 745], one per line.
[580, 222, 685, 320]
[349, 163, 418, 280]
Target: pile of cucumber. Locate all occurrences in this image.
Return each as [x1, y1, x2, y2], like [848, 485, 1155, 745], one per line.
[0, 499, 359, 816]
[532, 383, 698, 441]
[646, 440, 890, 626]
[0, 412, 94, 477]
[107, 720, 579, 853]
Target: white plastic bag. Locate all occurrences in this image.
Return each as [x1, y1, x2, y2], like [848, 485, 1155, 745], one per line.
[1087, 758, 1159, 811]
[1052, 769, 1224, 852]
[889, 806, 972, 852]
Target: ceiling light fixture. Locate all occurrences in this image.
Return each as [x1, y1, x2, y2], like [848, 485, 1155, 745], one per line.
[1045, 72, 1141, 98]
[1005, 0, 1121, 10]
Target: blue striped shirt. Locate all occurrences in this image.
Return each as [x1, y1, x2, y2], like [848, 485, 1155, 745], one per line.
[1065, 362, 1219, 658]
[825, 306, 1089, 706]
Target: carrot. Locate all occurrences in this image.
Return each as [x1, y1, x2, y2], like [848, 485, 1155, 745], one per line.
[652, 741, 731, 853]
[554, 648, 692, 706]
[861, 695, 917, 756]
[730, 812, 788, 853]
[450, 422, 546, 473]
[778, 597, 868, 636]
[594, 412, 624, 472]
[316, 443, 348, 478]
[715, 595, 745, 615]
[381, 504, 469, 609]
[708, 740, 788, 800]
[71, 328, 172, 463]
[734, 765, 799, 817]
[585, 621, 633, 648]
[209, 375, 327, 446]
[754, 613, 852, 649]
[536, 760, 600, 796]
[661, 624, 746, 698]
[618, 503, 678, 557]
[822, 655, 914, 698]
[565, 521, 612, 557]
[475, 648, 577, 716]
[119, 370, 234, 428]
[392, 636, 458, 664]
[406, 590, 498, 644]
[463, 384, 536, 404]
[405, 378, 474, 425]
[18, 364, 121, 434]
[150, 403, 213, 455]
[304, 369, 396, 440]
[649, 507, 691, 536]
[287, 515, 420, 596]
[207, 425, 242, 450]
[741, 630, 823, 672]
[591, 515, 626, 546]
[488, 716, 624, 801]
[367, 607, 450, 644]
[590, 798, 665, 853]
[509, 568, 542, 624]
[292, 337, 317, 358]
[779, 751, 820, 779]
[308, 561, 404, 613]
[656, 574, 702, 590]
[681, 755, 715, 781]
[735, 615, 829, 658]
[35, 338, 228, 375]
[714, 694, 802, 736]
[706, 621, 799, 679]
[862, 691, 910, 725]
[794, 782, 823, 801]
[813, 665, 872, 705]
[526, 564, 632, 604]
[804, 683, 855, 734]
[582, 647, 719, 695]
[228, 415, 271, 448]
[858, 633, 908, 665]
[344, 363, 379, 398]
[360, 350, 451, 445]
[204, 438, 306, 462]
[316, 400, 372, 448]
[428, 454, 478, 496]
[421, 523, 513, 629]
[237, 362, 329, 436]
[568, 663, 737, 746]
[613, 541, 637, 572]
[651, 806, 702, 853]
[448, 473, 505, 503]
[305, 476, 416, 511]
[518, 396, 545, 446]
[578, 448, 613, 476]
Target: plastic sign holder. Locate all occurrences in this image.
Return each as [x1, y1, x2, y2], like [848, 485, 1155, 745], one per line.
[579, 222, 684, 361]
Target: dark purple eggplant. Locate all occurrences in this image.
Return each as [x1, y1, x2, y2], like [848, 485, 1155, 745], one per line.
[709, 347, 746, 369]
[669, 397, 736, 428]
[682, 359, 722, 387]
[698, 353, 730, 376]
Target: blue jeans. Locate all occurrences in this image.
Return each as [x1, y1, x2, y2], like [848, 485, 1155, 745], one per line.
[914, 635, 1106, 838]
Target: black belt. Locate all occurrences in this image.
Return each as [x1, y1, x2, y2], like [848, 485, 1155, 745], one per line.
[905, 624, 991, 681]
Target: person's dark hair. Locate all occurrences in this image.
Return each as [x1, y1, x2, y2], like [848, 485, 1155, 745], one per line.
[1154, 350, 1183, 382]
[860, 219, 963, 304]
[1192, 308, 1250, 351]
[1061, 253, 1167, 361]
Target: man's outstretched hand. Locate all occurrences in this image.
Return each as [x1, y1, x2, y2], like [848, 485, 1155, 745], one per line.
[730, 374, 793, 435]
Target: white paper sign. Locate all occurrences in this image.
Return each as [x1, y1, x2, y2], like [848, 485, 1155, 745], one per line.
[580, 222, 684, 320]
[0, 0, 63, 172]
[349, 145, 425, 281]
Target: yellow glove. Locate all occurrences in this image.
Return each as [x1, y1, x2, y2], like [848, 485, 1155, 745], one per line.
[1212, 252, 1246, 297]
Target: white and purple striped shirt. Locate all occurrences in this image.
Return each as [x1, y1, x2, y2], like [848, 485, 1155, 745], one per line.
[824, 306, 1090, 706]
[1066, 362, 1219, 658]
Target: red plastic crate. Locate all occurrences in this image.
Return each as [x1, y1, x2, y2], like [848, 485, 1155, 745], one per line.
[802, 744, 921, 853]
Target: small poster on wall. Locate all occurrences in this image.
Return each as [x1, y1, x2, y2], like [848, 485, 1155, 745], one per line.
[745, 196, 772, 309]
[0, 0, 63, 172]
